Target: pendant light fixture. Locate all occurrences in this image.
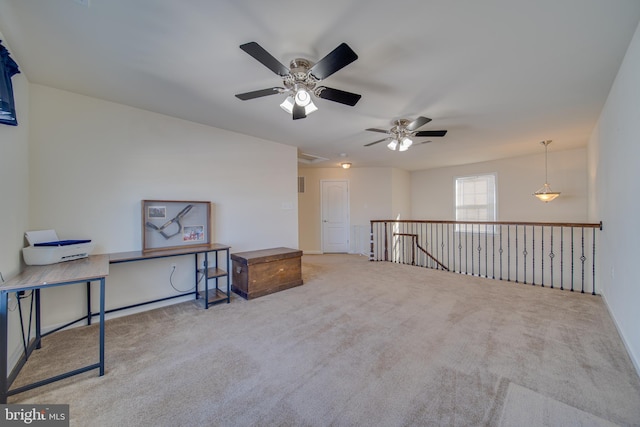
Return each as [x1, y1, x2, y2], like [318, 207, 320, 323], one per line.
[533, 140, 560, 203]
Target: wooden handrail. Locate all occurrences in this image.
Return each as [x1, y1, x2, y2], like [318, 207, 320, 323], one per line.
[372, 219, 602, 229]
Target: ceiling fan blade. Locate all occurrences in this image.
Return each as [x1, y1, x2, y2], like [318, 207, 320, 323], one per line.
[406, 116, 432, 131]
[364, 138, 389, 147]
[292, 103, 306, 120]
[309, 43, 358, 80]
[315, 86, 361, 106]
[239, 42, 290, 77]
[365, 128, 391, 134]
[235, 87, 284, 100]
[414, 130, 448, 137]
[414, 140, 433, 146]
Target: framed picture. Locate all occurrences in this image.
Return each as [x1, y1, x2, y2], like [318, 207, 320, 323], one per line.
[147, 206, 166, 219]
[142, 200, 211, 252]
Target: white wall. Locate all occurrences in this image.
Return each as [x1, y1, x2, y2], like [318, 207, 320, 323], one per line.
[391, 168, 411, 220]
[588, 21, 640, 373]
[27, 84, 299, 327]
[411, 147, 588, 222]
[0, 33, 31, 371]
[300, 149, 588, 256]
[0, 34, 29, 283]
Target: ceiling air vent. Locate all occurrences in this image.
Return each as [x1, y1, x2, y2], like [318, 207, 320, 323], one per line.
[298, 152, 328, 164]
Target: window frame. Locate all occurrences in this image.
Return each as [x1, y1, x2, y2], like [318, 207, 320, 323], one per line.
[454, 173, 498, 233]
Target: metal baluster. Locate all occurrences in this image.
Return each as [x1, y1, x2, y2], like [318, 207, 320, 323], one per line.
[440, 223, 445, 271]
[477, 224, 481, 277]
[571, 227, 575, 292]
[541, 226, 545, 287]
[485, 225, 488, 278]
[379, 222, 383, 261]
[411, 233, 416, 266]
[592, 227, 597, 295]
[550, 227, 555, 289]
[426, 222, 430, 268]
[448, 223, 452, 272]
[384, 221, 389, 262]
[516, 225, 527, 283]
[471, 223, 474, 276]
[492, 223, 496, 279]
[465, 223, 469, 274]
[376, 222, 380, 260]
[420, 222, 423, 267]
[581, 227, 586, 293]
[430, 222, 434, 269]
[507, 225, 511, 281]
[399, 222, 403, 264]
[458, 223, 462, 274]
[405, 222, 409, 264]
[560, 227, 564, 290]
[499, 225, 503, 280]
[524, 225, 536, 285]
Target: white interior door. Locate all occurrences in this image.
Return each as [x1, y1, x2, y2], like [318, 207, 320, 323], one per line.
[321, 180, 349, 253]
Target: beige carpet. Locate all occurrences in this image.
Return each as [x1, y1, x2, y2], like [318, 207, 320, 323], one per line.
[9, 254, 640, 426]
[498, 383, 620, 427]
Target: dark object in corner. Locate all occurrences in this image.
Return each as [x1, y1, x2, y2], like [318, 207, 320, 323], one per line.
[0, 40, 20, 126]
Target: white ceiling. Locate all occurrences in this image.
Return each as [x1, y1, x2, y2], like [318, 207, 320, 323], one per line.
[1, 0, 639, 171]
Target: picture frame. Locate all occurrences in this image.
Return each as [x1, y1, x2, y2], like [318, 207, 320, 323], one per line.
[142, 200, 211, 253]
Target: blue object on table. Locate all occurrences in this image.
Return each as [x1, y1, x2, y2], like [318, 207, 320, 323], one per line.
[34, 240, 92, 247]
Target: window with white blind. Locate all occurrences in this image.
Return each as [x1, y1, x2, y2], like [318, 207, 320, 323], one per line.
[455, 174, 496, 232]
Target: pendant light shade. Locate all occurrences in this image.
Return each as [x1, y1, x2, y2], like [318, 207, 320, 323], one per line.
[533, 140, 560, 202]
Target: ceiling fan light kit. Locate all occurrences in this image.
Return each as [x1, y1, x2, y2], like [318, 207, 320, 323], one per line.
[533, 140, 561, 203]
[387, 137, 413, 151]
[280, 95, 318, 116]
[235, 42, 361, 120]
[366, 117, 447, 152]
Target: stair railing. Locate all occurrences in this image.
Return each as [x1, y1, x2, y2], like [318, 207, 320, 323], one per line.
[370, 220, 602, 295]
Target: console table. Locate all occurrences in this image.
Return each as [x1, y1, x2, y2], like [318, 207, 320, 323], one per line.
[109, 243, 231, 309]
[0, 244, 230, 402]
[0, 255, 109, 404]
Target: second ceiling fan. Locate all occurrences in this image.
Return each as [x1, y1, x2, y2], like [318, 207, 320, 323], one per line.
[235, 42, 362, 120]
[364, 116, 447, 151]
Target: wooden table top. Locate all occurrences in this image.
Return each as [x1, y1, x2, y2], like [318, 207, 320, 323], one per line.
[0, 254, 109, 293]
[109, 243, 231, 263]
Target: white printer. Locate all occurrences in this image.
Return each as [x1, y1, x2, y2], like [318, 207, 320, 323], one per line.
[22, 230, 95, 265]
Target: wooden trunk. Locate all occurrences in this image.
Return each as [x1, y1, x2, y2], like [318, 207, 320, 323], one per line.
[231, 247, 303, 300]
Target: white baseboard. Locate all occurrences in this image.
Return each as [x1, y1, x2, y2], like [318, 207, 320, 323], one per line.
[302, 250, 323, 255]
[600, 291, 640, 378]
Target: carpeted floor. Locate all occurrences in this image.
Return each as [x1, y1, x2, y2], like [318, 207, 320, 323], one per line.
[8, 254, 640, 426]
